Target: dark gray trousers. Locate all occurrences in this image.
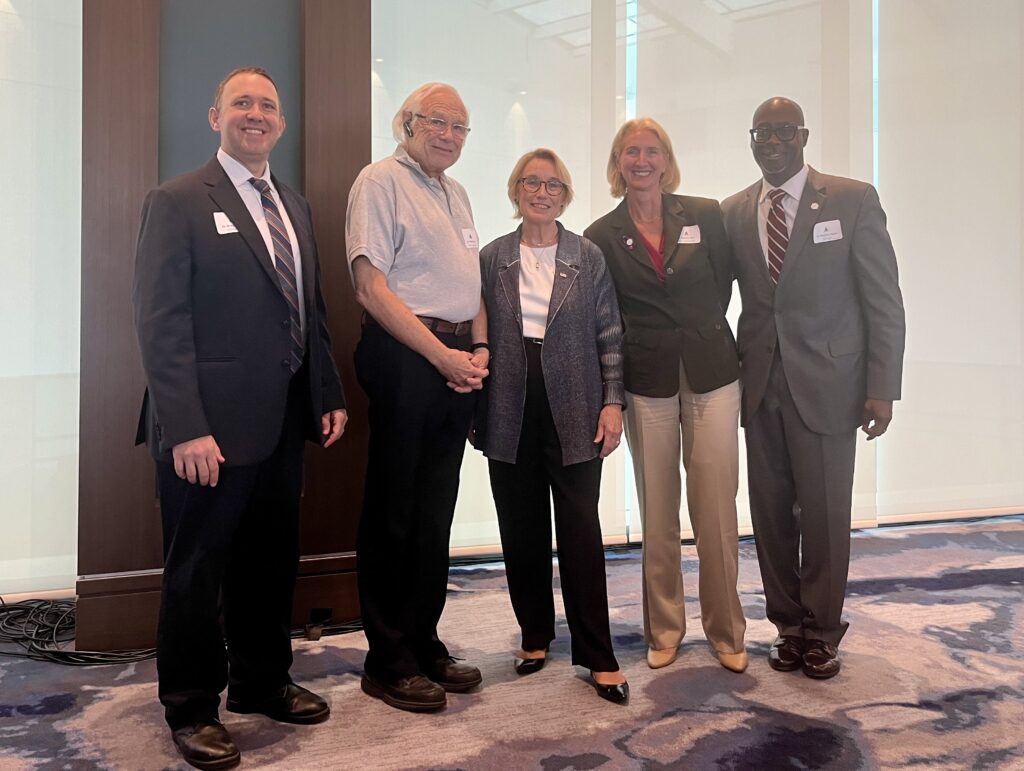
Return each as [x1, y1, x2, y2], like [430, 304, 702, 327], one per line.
[745, 354, 857, 646]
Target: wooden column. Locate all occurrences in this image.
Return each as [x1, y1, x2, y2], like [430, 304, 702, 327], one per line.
[76, 0, 372, 650]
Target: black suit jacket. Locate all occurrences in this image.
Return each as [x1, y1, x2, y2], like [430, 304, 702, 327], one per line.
[132, 156, 344, 466]
[584, 194, 739, 396]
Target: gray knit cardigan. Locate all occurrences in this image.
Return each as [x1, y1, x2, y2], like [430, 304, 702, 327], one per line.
[478, 223, 625, 466]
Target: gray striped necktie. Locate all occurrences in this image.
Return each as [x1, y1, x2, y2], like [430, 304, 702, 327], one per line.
[250, 178, 304, 372]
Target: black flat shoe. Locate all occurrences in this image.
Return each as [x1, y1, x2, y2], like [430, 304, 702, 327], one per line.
[171, 720, 240, 770]
[802, 639, 841, 679]
[360, 673, 447, 712]
[226, 683, 330, 724]
[768, 635, 805, 672]
[590, 676, 629, 705]
[422, 656, 483, 692]
[513, 654, 546, 675]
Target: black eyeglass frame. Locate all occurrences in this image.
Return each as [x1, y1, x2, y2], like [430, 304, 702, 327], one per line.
[749, 124, 805, 143]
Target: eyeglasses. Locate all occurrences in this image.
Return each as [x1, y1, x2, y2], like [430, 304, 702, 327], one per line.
[519, 177, 566, 195]
[749, 124, 805, 143]
[414, 113, 471, 138]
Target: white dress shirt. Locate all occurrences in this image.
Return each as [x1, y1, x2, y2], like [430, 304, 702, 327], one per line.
[757, 164, 809, 271]
[217, 148, 306, 336]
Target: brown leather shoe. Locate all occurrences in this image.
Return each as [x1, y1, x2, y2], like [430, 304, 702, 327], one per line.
[802, 639, 841, 679]
[768, 635, 805, 672]
[171, 720, 240, 770]
[422, 656, 483, 692]
[226, 683, 330, 724]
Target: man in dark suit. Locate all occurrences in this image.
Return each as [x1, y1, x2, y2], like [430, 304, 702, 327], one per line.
[722, 97, 905, 680]
[133, 67, 346, 769]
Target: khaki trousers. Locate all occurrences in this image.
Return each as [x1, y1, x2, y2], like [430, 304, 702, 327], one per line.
[624, 367, 746, 654]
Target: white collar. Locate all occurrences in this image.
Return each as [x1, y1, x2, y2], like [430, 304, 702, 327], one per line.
[217, 147, 274, 192]
[759, 164, 808, 204]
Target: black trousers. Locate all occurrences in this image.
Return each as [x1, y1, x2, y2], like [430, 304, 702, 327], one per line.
[354, 323, 475, 681]
[745, 352, 856, 646]
[488, 341, 619, 672]
[155, 368, 308, 730]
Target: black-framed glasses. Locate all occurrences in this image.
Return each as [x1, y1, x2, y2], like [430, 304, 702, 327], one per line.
[414, 113, 471, 138]
[519, 177, 566, 195]
[750, 124, 804, 143]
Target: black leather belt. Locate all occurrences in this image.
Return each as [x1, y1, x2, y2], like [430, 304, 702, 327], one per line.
[363, 312, 472, 336]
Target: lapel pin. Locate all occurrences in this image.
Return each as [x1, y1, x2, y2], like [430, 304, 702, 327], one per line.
[810, 202, 819, 210]
[622, 235, 634, 250]
[559, 272, 567, 278]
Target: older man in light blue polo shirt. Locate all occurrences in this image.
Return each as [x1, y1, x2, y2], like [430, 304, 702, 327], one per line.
[346, 82, 489, 713]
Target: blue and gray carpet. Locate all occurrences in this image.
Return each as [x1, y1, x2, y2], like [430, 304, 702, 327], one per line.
[2, 517, 1022, 769]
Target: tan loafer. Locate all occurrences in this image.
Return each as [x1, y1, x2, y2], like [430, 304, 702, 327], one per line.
[717, 649, 749, 673]
[646, 646, 679, 669]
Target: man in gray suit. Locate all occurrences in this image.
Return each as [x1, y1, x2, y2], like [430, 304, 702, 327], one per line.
[721, 97, 905, 679]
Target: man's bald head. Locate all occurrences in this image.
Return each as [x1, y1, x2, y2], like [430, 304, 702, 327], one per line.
[750, 96, 809, 186]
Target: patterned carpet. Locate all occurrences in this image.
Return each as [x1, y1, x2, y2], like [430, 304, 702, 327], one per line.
[1, 517, 1022, 770]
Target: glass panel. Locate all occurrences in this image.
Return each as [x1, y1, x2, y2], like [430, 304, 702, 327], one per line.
[0, 0, 82, 594]
[876, 0, 1024, 519]
[370, 0, 629, 547]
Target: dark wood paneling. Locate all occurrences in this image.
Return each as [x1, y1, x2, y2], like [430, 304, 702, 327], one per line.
[78, 0, 162, 580]
[76, 555, 357, 650]
[299, 0, 372, 556]
[76, 0, 371, 651]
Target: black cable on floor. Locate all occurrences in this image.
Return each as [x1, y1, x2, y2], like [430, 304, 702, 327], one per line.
[0, 595, 155, 666]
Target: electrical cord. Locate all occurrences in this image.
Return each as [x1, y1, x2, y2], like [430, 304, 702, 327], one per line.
[0, 595, 155, 666]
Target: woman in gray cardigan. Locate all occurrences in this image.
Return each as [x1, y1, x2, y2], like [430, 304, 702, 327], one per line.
[477, 148, 629, 704]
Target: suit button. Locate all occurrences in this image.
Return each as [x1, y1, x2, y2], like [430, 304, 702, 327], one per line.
[666, 267, 674, 275]
[715, 323, 721, 330]
[282, 358, 290, 367]
[281, 319, 290, 328]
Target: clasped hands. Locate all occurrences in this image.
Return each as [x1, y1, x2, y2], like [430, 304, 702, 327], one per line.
[442, 348, 489, 393]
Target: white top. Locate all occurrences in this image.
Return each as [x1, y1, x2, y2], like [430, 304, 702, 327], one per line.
[519, 243, 557, 338]
[345, 145, 481, 322]
[757, 163, 809, 271]
[217, 148, 306, 336]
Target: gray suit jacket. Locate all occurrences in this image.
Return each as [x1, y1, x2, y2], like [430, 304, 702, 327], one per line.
[479, 224, 625, 466]
[721, 167, 905, 435]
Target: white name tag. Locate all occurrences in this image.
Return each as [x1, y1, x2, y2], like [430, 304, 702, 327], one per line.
[213, 212, 238, 235]
[462, 228, 479, 249]
[678, 225, 701, 244]
[813, 220, 843, 244]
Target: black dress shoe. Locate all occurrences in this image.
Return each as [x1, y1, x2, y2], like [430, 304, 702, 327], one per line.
[361, 673, 447, 712]
[589, 676, 629, 705]
[171, 720, 240, 771]
[422, 656, 483, 692]
[226, 683, 330, 724]
[768, 635, 805, 672]
[802, 639, 841, 679]
[514, 654, 546, 676]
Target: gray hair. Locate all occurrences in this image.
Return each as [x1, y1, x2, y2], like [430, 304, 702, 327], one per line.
[391, 82, 467, 146]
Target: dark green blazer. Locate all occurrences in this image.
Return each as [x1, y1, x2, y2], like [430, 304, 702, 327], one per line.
[584, 194, 738, 397]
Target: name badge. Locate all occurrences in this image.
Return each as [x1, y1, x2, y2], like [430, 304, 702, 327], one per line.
[813, 220, 843, 244]
[213, 212, 238, 235]
[462, 228, 479, 249]
[678, 225, 701, 244]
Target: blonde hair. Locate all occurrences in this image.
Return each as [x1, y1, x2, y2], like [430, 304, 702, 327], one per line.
[391, 82, 467, 146]
[605, 117, 681, 198]
[506, 148, 574, 218]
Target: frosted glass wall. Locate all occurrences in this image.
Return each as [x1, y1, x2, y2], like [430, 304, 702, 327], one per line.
[0, 0, 82, 594]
